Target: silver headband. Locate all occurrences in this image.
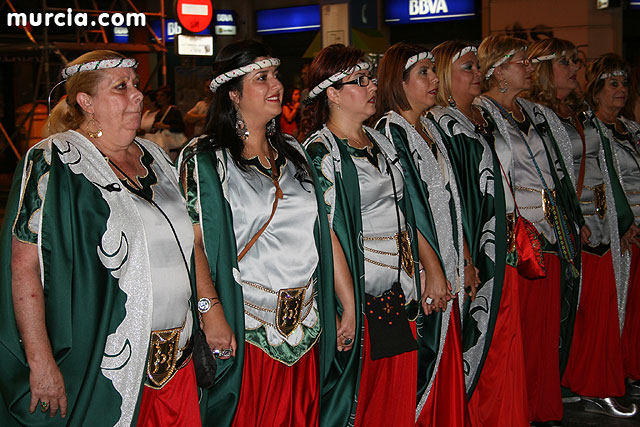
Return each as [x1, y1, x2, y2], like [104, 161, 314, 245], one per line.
[452, 46, 477, 64]
[600, 70, 627, 80]
[531, 50, 565, 64]
[61, 58, 138, 79]
[307, 62, 371, 100]
[484, 47, 526, 80]
[209, 57, 281, 93]
[405, 52, 434, 70]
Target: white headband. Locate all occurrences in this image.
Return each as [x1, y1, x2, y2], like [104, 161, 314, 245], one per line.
[600, 70, 627, 80]
[307, 61, 371, 100]
[210, 57, 281, 93]
[61, 58, 138, 79]
[405, 51, 434, 70]
[531, 50, 566, 64]
[484, 47, 526, 80]
[452, 46, 477, 64]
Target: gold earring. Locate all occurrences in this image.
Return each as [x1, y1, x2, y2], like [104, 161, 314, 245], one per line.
[86, 115, 103, 138]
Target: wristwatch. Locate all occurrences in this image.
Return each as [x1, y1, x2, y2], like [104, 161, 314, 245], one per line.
[197, 297, 218, 314]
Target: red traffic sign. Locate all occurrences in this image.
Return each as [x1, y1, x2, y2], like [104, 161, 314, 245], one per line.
[177, 0, 213, 33]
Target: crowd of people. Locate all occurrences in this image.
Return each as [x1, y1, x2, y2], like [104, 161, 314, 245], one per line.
[0, 34, 639, 427]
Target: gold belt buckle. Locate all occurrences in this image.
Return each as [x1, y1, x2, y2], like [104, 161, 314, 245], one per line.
[276, 286, 306, 336]
[506, 213, 516, 253]
[147, 327, 181, 388]
[593, 183, 607, 218]
[397, 231, 414, 278]
[542, 189, 556, 226]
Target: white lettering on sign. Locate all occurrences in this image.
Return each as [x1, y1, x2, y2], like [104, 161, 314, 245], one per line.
[167, 21, 183, 36]
[182, 4, 209, 16]
[217, 13, 233, 22]
[409, 0, 449, 16]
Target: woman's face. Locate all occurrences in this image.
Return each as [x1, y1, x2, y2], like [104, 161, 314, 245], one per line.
[155, 90, 170, 107]
[403, 59, 439, 112]
[596, 75, 629, 113]
[552, 56, 580, 99]
[87, 67, 143, 135]
[331, 68, 377, 121]
[235, 60, 283, 123]
[450, 52, 482, 101]
[291, 89, 301, 104]
[497, 49, 533, 93]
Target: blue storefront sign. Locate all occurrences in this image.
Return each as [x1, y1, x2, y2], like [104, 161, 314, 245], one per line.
[631, 1, 640, 10]
[256, 5, 320, 34]
[215, 10, 236, 35]
[385, 0, 475, 24]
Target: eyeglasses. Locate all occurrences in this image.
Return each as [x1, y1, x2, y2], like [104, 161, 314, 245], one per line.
[333, 75, 377, 88]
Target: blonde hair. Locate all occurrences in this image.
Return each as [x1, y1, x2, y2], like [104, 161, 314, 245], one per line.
[584, 53, 630, 112]
[432, 40, 474, 107]
[523, 38, 583, 115]
[45, 50, 127, 136]
[477, 34, 529, 92]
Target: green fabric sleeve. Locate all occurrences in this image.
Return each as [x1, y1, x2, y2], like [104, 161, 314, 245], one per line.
[181, 152, 200, 224]
[601, 135, 634, 235]
[13, 148, 51, 244]
[305, 141, 333, 216]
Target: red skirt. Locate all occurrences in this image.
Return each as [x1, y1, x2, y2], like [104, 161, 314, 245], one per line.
[355, 318, 417, 427]
[517, 253, 563, 422]
[417, 302, 470, 427]
[468, 265, 529, 427]
[561, 250, 626, 397]
[232, 342, 319, 427]
[621, 245, 640, 380]
[137, 359, 202, 427]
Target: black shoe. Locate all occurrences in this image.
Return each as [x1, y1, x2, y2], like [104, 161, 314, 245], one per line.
[628, 379, 640, 398]
[582, 396, 638, 418]
[530, 421, 564, 427]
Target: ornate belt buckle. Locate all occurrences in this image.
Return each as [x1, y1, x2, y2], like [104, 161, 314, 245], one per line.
[147, 327, 181, 388]
[506, 212, 516, 253]
[397, 231, 414, 278]
[276, 286, 306, 336]
[593, 183, 607, 218]
[542, 189, 556, 226]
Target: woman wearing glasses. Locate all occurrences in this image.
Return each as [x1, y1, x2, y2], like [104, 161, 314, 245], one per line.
[525, 40, 638, 418]
[304, 44, 451, 426]
[476, 34, 584, 427]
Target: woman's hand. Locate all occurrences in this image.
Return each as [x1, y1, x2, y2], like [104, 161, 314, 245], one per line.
[464, 262, 480, 302]
[421, 268, 452, 315]
[28, 359, 67, 418]
[581, 224, 591, 246]
[621, 223, 640, 253]
[336, 309, 356, 352]
[201, 306, 237, 360]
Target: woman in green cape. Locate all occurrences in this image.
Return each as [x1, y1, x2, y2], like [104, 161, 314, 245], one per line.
[304, 43, 452, 426]
[179, 40, 338, 426]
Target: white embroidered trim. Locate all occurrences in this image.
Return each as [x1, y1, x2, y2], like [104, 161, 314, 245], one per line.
[484, 47, 526, 80]
[307, 62, 371, 100]
[452, 46, 477, 64]
[61, 58, 138, 79]
[209, 58, 281, 93]
[600, 70, 628, 80]
[405, 51, 434, 70]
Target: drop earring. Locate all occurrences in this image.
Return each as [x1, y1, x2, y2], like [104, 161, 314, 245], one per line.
[266, 118, 276, 137]
[235, 107, 249, 140]
[447, 95, 456, 108]
[86, 114, 103, 138]
[499, 79, 508, 93]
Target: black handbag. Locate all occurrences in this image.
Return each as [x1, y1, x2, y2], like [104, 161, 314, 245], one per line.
[364, 158, 418, 360]
[192, 326, 217, 389]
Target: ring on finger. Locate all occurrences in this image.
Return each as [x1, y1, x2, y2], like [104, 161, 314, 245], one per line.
[40, 401, 49, 411]
[424, 297, 433, 305]
[220, 348, 233, 358]
[212, 348, 221, 358]
[343, 337, 353, 345]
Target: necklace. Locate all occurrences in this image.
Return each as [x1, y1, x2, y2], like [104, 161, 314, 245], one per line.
[95, 144, 145, 192]
[327, 121, 372, 149]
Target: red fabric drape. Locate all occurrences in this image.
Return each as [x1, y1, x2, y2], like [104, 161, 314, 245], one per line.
[232, 343, 319, 427]
[622, 245, 640, 380]
[562, 250, 626, 397]
[417, 302, 470, 427]
[468, 265, 529, 426]
[355, 319, 417, 427]
[517, 253, 563, 422]
[137, 359, 202, 427]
